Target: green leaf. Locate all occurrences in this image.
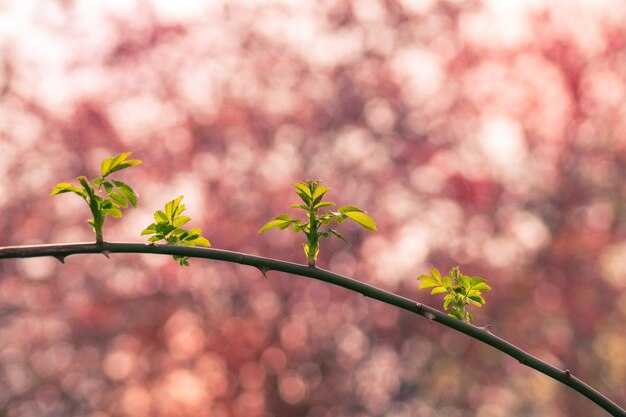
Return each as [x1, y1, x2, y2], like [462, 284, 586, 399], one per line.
[443, 294, 454, 310]
[312, 186, 330, 202]
[165, 196, 184, 221]
[278, 221, 293, 230]
[141, 224, 157, 235]
[290, 204, 309, 210]
[102, 152, 142, 177]
[154, 210, 168, 223]
[259, 219, 290, 233]
[314, 201, 335, 209]
[294, 183, 312, 204]
[148, 235, 162, 242]
[343, 211, 377, 231]
[77, 176, 95, 197]
[470, 276, 486, 285]
[430, 268, 442, 282]
[112, 180, 138, 207]
[193, 236, 211, 247]
[294, 182, 312, 197]
[418, 277, 438, 289]
[458, 274, 470, 288]
[51, 183, 87, 198]
[471, 282, 492, 291]
[103, 181, 113, 194]
[326, 211, 345, 224]
[441, 276, 452, 289]
[103, 208, 122, 218]
[155, 223, 177, 236]
[468, 294, 486, 305]
[173, 216, 191, 228]
[449, 310, 465, 320]
[100, 155, 114, 177]
[328, 229, 348, 243]
[430, 287, 448, 295]
[338, 205, 365, 214]
[109, 192, 128, 208]
[187, 228, 201, 236]
[453, 286, 467, 295]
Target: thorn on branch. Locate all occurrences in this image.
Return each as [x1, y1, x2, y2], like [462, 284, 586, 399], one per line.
[481, 324, 493, 334]
[102, 250, 111, 259]
[53, 255, 66, 264]
[424, 312, 436, 324]
[565, 369, 571, 378]
[256, 266, 270, 279]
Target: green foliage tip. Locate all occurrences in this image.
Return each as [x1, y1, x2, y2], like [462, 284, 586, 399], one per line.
[141, 196, 211, 266]
[417, 266, 491, 323]
[259, 180, 376, 267]
[51, 152, 142, 242]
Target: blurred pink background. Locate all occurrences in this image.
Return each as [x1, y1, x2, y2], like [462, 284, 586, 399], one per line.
[0, 0, 625, 416]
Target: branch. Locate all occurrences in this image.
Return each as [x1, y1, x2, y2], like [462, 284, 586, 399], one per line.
[0, 242, 624, 417]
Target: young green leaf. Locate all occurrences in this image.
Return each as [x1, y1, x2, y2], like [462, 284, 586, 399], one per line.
[311, 186, 330, 202]
[260, 180, 376, 267]
[154, 210, 168, 223]
[294, 182, 312, 196]
[259, 217, 291, 233]
[101, 152, 142, 177]
[109, 192, 128, 208]
[418, 266, 491, 324]
[328, 229, 348, 244]
[472, 282, 491, 291]
[52, 153, 141, 242]
[314, 201, 335, 209]
[173, 216, 191, 228]
[51, 183, 87, 197]
[343, 211, 377, 231]
[418, 277, 438, 289]
[142, 196, 211, 266]
[112, 180, 138, 207]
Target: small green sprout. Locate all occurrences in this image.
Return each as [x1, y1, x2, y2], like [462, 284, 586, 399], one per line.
[259, 180, 376, 267]
[141, 196, 211, 266]
[417, 266, 491, 323]
[51, 152, 142, 243]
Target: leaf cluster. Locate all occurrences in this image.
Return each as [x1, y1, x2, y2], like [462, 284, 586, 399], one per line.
[417, 266, 491, 323]
[141, 196, 211, 266]
[259, 180, 376, 266]
[51, 152, 141, 242]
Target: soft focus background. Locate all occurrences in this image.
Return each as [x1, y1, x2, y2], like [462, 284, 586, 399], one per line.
[1, 0, 625, 416]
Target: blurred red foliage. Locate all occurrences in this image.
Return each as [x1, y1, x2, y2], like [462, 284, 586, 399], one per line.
[0, 1, 625, 416]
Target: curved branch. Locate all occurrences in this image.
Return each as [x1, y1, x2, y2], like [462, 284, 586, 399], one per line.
[0, 242, 624, 417]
